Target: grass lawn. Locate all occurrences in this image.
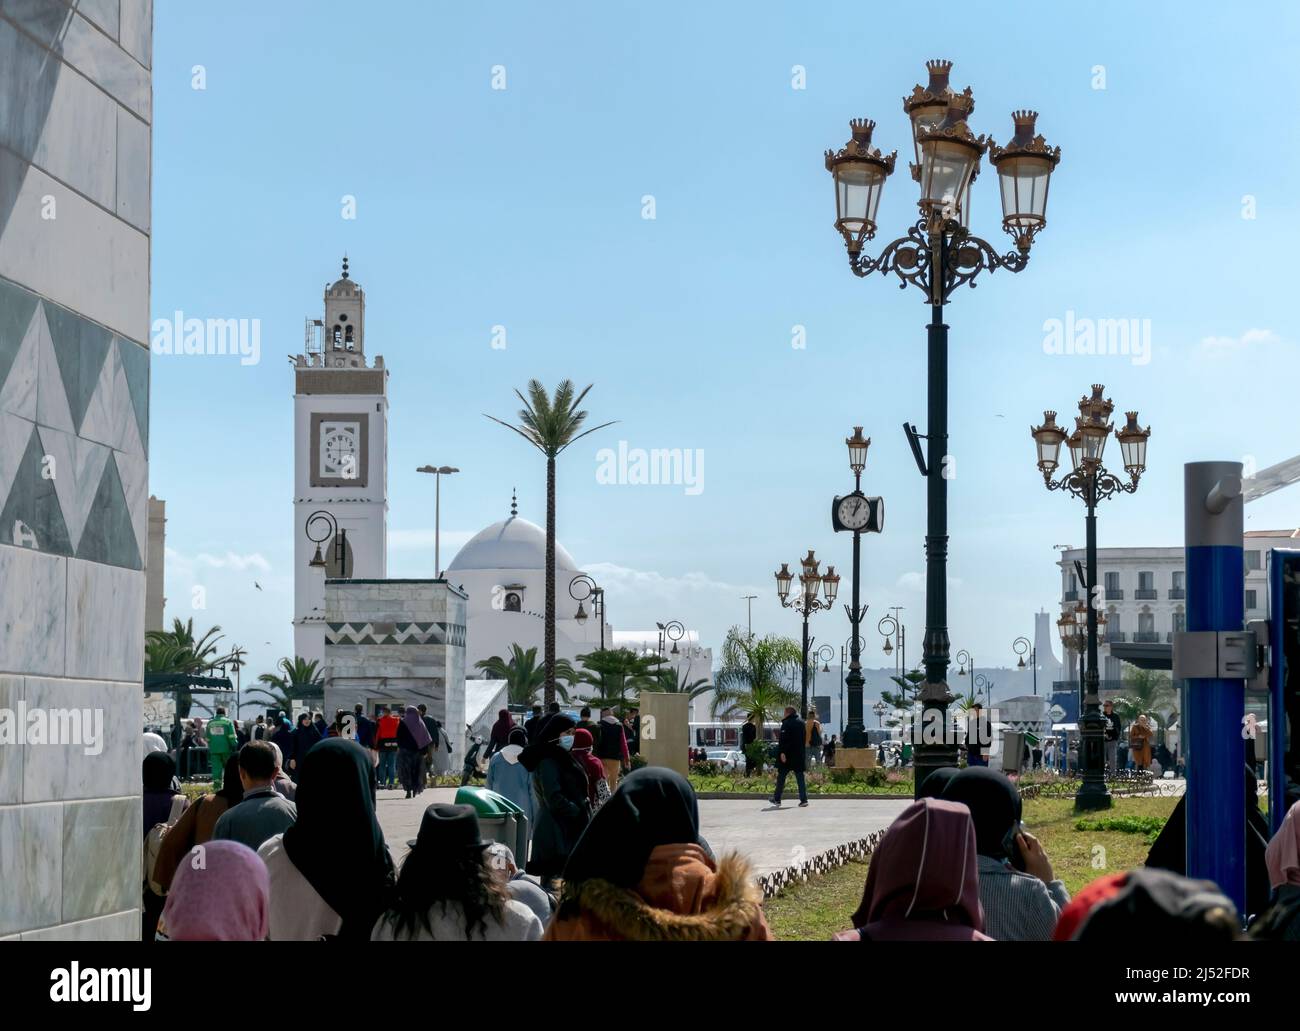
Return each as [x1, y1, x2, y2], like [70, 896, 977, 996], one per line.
[763, 794, 1178, 941]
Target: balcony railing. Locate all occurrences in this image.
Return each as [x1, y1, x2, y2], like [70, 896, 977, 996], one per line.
[1168, 588, 1185, 599]
[1133, 632, 1160, 643]
[1105, 588, 1124, 600]
[1135, 589, 1157, 600]
[1063, 590, 1079, 602]
[1103, 631, 1127, 643]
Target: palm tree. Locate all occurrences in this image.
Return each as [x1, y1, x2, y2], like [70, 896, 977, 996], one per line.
[475, 645, 579, 706]
[575, 648, 663, 711]
[1112, 664, 1178, 726]
[710, 627, 801, 727]
[144, 618, 239, 718]
[653, 664, 713, 700]
[246, 656, 324, 710]
[486, 380, 614, 706]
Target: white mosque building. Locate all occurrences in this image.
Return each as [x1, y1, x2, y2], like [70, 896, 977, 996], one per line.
[446, 492, 609, 676]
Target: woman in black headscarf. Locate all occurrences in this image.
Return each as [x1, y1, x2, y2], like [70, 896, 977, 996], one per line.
[545, 768, 770, 940]
[396, 705, 432, 798]
[371, 803, 542, 941]
[143, 752, 180, 833]
[287, 712, 321, 783]
[261, 738, 394, 940]
[942, 767, 1070, 940]
[518, 714, 591, 889]
[918, 765, 960, 800]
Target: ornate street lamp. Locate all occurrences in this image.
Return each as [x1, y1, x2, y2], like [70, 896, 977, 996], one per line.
[305, 510, 348, 576]
[569, 573, 606, 650]
[656, 620, 685, 660]
[872, 698, 890, 729]
[1013, 635, 1037, 695]
[775, 550, 837, 713]
[826, 59, 1061, 796]
[1032, 385, 1149, 810]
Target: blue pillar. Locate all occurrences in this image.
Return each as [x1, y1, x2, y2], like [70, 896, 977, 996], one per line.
[1183, 462, 1246, 911]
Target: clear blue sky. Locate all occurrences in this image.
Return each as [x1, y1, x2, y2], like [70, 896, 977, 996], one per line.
[151, 0, 1300, 694]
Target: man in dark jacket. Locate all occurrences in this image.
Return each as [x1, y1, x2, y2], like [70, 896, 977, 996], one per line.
[771, 706, 808, 807]
[523, 704, 544, 742]
[741, 717, 758, 776]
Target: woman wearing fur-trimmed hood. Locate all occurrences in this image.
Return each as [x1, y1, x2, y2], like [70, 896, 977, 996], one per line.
[543, 767, 773, 941]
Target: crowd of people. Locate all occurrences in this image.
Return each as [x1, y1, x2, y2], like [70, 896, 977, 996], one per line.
[140, 699, 1300, 942]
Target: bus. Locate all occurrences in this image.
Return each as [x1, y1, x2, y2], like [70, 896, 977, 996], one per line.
[689, 720, 781, 748]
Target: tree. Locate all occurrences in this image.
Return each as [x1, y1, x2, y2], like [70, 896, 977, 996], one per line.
[246, 656, 325, 712]
[475, 645, 579, 706]
[574, 648, 663, 711]
[486, 380, 614, 706]
[710, 627, 801, 727]
[880, 669, 924, 714]
[653, 664, 713, 700]
[144, 618, 240, 718]
[1112, 664, 1177, 727]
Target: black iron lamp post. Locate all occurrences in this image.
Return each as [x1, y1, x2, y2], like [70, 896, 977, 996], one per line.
[1032, 385, 1149, 811]
[775, 552, 840, 714]
[840, 635, 866, 737]
[880, 607, 905, 675]
[570, 573, 606, 650]
[825, 61, 1061, 796]
[831, 427, 883, 747]
[306, 510, 348, 576]
[872, 699, 890, 728]
[656, 620, 685, 660]
[1013, 635, 1037, 695]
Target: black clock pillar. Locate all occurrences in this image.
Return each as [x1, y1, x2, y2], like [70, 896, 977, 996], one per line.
[843, 525, 867, 747]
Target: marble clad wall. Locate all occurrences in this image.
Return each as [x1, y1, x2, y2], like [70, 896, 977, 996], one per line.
[323, 580, 469, 756]
[0, 0, 152, 940]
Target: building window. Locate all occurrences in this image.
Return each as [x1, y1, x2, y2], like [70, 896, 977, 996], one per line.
[1170, 570, 1185, 599]
[504, 592, 522, 613]
[1104, 655, 1121, 682]
[1173, 609, 1186, 634]
[1246, 589, 1258, 611]
[1137, 571, 1156, 599]
[1105, 571, 1123, 599]
[1246, 550, 1262, 572]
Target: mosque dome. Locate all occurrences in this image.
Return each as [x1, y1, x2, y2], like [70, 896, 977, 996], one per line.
[447, 502, 577, 574]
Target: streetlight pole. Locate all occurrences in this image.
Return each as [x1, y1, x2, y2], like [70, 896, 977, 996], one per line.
[570, 573, 606, 650]
[1013, 635, 1036, 695]
[774, 553, 839, 714]
[741, 595, 757, 640]
[1032, 386, 1150, 810]
[656, 620, 685, 661]
[826, 62, 1061, 796]
[416, 465, 459, 577]
[826, 60, 1060, 795]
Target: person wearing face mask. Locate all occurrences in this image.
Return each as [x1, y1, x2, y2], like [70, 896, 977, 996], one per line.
[518, 714, 592, 891]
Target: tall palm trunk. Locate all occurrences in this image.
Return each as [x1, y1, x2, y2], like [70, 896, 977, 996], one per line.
[544, 454, 557, 706]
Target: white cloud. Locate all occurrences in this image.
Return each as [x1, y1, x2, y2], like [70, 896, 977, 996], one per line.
[165, 547, 271, 573]
[1199, 328, 1280, 354]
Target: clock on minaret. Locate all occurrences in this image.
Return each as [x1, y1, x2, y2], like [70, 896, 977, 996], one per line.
[310, 413, 369, 487]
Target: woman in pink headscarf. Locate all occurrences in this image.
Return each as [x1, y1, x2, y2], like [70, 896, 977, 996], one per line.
[834, 797, 992, 941]
[158, 841, 270, 941]
[1251, 799, 1300, 940]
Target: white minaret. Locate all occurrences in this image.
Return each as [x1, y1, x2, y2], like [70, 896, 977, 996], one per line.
[292, 258, 389, 665]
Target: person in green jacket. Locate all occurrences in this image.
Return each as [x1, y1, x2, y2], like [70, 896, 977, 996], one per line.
[206, 706, 237, 789]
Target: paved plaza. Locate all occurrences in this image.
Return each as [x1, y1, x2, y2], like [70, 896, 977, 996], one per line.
[375, 788, 910, 877]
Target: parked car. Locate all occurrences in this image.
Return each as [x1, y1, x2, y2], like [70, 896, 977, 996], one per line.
[705, 748, 743, 771]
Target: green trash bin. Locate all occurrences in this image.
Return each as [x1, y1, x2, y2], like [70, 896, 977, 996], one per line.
[455, 786, 529, 862]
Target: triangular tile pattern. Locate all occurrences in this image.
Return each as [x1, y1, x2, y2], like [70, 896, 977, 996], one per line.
[0, 276, 148, 570]
[0, 423, 72, 555]
[325, 622, 468, 647]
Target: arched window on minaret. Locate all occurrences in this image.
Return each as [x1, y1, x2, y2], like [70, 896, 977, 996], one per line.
[332, 325, 342, 349]
[345, 325, 355, 351]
